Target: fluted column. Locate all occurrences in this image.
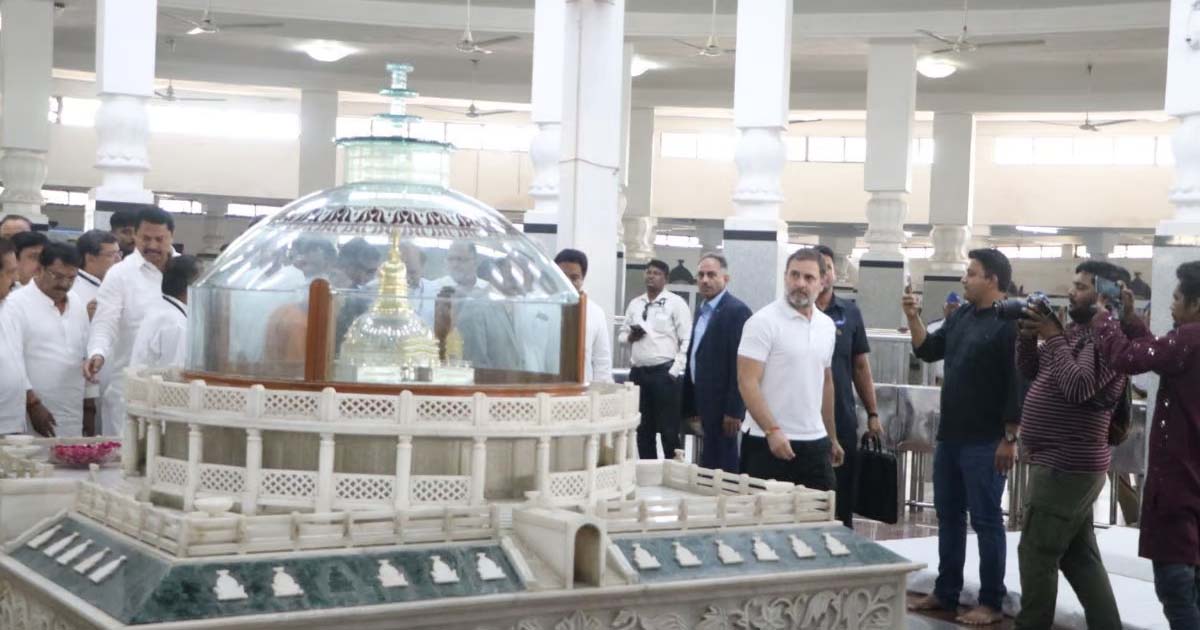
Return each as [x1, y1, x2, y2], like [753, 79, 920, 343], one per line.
[923, 112, 976, 318]
[0, 0, 54, 226]
[584, 433, 600, 503]
[142, 420, 161, 498]
[90, 0, 157, 229]
[299, 89, 338, 195]
[858, 40, 918, 328]
[183, 424, 203, 512]
[394, 436, 413, 510]
[316, 432, 336, 512]
[723, 0, 793, 312]
[243, 429, 262, 515]
[469, 437, 487, 505]
[523, 0, 567, 256]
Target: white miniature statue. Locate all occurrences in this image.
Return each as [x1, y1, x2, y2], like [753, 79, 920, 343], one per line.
[43, 532, 79, 558]
[673, 542, 701, 568]
[25, 525, 62, 549]
[430, 555, 459, 584]
[715, 539, 743, 565]
[89, 555, 127, 584]
[214, 570, 248, 601]
[271, 566, 304, 597]
[476, 552, 505, 581]
[789, 534, 816, 559]
[631, 543, 660, 570]
[823, 532, 851, 557]
[75, 547, 109, 574]
[377, 559, 408, 588]
[752, 535, 779, 562]
[56, 539, 92, 566]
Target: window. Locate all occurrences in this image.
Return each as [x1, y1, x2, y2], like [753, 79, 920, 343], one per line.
[998, 245, 1061, 259]
[1032, 138, 1074, 165]
[445, 123, 483, 150]
[807, 137, 845, 162]
[653, 234, 701, 248]
[1111, 245, 1153, 259]
[696, 133, 736, 161]
[660, 132, 697, 159]
[227, 203, 283, 218]
[913, 138, 935, 165]
[59, 97, 100, 127]
[784, 136, 807, 161]
[335, 116, 371, 138]
[1072, 136, 1114, 165]
[843, 137, 866, 163]
[994, 137, 1034, 165]
[1113, 136, 1156, 166]
[1156, 136, 1175, 166]
[42, 190, 87, 206]
[159, 198, 202, 214]
[407, 121, 446, 143]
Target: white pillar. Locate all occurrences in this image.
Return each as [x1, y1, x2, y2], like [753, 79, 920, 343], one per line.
[90, 0, 157, 230]
[394, 436, 412, 510]
[316, 432, 335, 512]
[1083, 231, 1121, 260]
[858, 40, 918, 328]
[469, 437, 487, 505]
[925, 112, 976, 318]
[584, 433, 599, 502]
[299, 89, 338, 196]
[524, 0, 567, 256]
[202, 200, 229, 256]
[621, 106, 658, 309]
[557, 0, 625, 322]
[536, 436, 551, 500]
[818, 235, 858, 287]
[122, 416, 140, 477]
[0, 0, 54, 226]
[614, 430, 628, 465]
[183, 424, 202, 512]
[243, 429, 262, 515]
[724, 0, 793, 312]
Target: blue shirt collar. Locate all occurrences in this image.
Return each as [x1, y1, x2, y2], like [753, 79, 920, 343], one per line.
[702, 289, 728, 312]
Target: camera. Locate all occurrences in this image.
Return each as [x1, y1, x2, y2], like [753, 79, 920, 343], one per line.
[994, 292, 1054, 321]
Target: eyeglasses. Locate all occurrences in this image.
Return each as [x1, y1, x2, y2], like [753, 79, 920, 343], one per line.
[44, 268, 77, 284]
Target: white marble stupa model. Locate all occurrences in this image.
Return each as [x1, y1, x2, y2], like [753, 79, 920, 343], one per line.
[0, 63, 920, 630]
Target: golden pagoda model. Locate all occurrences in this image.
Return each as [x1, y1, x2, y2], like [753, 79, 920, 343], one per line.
[341, 231, 441, 383]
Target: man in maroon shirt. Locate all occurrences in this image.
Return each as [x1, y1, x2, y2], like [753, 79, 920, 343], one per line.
[1014, 261, 1128, 629]
[1097, 261, 1200, 629]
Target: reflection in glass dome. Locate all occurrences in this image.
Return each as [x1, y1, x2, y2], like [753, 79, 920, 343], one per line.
[188, 63, 582, 388]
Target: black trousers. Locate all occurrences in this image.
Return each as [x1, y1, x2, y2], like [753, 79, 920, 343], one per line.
[630, 362, 682, 459]
[740, 434, 836, 491]
[833, 430, 859, 529]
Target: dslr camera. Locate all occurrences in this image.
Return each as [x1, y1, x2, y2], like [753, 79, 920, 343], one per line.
[994, 291, 1055, 321]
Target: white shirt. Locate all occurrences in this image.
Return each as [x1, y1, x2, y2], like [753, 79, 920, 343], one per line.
[131, 295, 189, 370]
[619, 291, 692, 376]
[927, 319, 946, 381]
[68, 269, 102, 312]
[407, 276, 439, 328]
[2, 284, 95, 437]
[737, 298, 836, 441]
[585, 299, 613, 383]
[0, 302, 29, 434]
[87, 249, 168, 436]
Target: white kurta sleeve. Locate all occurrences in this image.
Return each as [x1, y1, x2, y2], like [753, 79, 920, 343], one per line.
[87, 270, 125, 360]
[591, 314, 613, 384]
[0, 307, 31, 391]
[670, 299, 692, 377]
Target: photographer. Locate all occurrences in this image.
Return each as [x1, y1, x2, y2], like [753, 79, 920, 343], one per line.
[1096, 261, 1200, 629]
[1013, 261, 1127, 630]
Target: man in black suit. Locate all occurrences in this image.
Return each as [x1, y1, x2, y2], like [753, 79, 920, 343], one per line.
[683, 253, 753, 473]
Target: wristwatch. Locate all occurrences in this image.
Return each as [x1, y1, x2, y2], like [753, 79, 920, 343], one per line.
[1004, 430, 1019, 444]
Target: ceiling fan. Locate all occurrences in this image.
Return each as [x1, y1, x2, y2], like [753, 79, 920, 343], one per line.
[788, 117, 823, 125]
[424, 59, 515, 119]
[1041, 63, 1135, 132]
[672, 0, 734, 58]
[917, 0, 1044, 55]
[153, 39, 227, 103]
[456, 0, 519, 55]
[162, 0, 284, 36]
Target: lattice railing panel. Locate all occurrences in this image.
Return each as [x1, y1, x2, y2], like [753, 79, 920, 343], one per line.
[411, 475, 470, 504]
[263, 391, 319, 419]
[155, 457, 188, 488]
[549, 471, 587, 499]
[598, 394, 622, 419]
[487, 399, 537, 424]
[202, 387, 248, 413]
[198, 463, 246, 494]
[338, 395, 396, 422]
[595, 465, 621, 492]
[260, 469, 317, 498]
[334, 473, 395, 503]
[157, 384, 190, 409]
[415, 398, 472, 424]
[551, 398, 591, 423]
[126, 378, 147, 402]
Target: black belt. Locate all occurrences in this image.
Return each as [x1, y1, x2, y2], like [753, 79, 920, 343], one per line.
[630, 361, 673, 373]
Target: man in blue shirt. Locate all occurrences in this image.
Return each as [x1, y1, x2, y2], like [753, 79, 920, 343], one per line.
[814, 246, 881, 529]
[683, 253, 752, 472]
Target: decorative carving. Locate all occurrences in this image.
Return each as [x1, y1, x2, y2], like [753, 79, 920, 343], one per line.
[622, 216, 657, 263]
[673, 541, 701, 568]
[280, 204, 509, 238]
[431, 555, 459, 584]
[0, 578, 81, 630]
[631, 543, 660, 570]
[476, 552, 506, 581]
[823, 533, 851, 557]
[611, 609, 688, 630]
[0, 148, 49, 215]
[696, 586, 897, 630]
[927, 224, 971, 275]
[271, 566, 304, 597]
[788, 534, 815, 559]
[25, 525, 62, 549]
[863, 192, 909, 256]
[529, 122, 562, 212]
[714, 539, 743, 565]
[554, 611, 602, 630]
[752, 535, 778, 562]
[214, 569, 248, 601]
[732, 127, 787, 220]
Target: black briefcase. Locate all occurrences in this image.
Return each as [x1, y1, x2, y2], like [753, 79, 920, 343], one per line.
[854, 433, 899, 524]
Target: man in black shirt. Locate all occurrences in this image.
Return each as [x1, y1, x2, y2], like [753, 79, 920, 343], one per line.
[903, 248, 1020, 626]
[814, 246, 881, 529]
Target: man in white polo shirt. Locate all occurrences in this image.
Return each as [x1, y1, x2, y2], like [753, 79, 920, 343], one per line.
[737, 248, 842, 489]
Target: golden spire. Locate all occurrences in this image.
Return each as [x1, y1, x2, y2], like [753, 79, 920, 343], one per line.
[374, 230, 411, 317]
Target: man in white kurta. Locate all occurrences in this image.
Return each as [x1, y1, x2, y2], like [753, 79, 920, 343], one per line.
[2, 243, 96, 437]
[131, 256, 199, 370]
[555, 249, 613, 383]
[69, 229, 122, 317]
[0, 240, 27, 434]
[84, 209, 175, 436]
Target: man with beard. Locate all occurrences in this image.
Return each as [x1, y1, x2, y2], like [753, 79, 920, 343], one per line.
[737, 249, 842, 489]
[903, 248, 1019, 626]
[1012, 261, 1127, 629]
[108, 209, 138, 258]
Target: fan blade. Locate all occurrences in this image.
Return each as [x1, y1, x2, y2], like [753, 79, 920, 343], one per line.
[916, 29, 958, 46]
[186, 26, 212, 35]
[421, 105, 472, 115]
[972, 39, 1045, 49]
[474, 110, 516, 117]
[1038, 121, 1083, 127]
[219, 22, 285, 30]
[160, 11, 202, 28]
[153, 90, 170, 99]
[472, 35, 519, 48]
[788, 118, 822, 124]
[179, 96, 227, 102]
[930, 46, 958, 55]
[672, 38, 707, 52]
[1092, 119, 1137, 127]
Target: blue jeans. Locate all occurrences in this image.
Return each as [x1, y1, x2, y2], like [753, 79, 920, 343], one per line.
[933, 439, 1008, 611]
[1154, 562, 1200, 629]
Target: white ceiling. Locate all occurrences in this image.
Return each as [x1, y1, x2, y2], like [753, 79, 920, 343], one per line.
[48, 0, 1171, 113]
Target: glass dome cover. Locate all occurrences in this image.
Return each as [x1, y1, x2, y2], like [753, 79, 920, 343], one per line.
[188, 64, 582, 388]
